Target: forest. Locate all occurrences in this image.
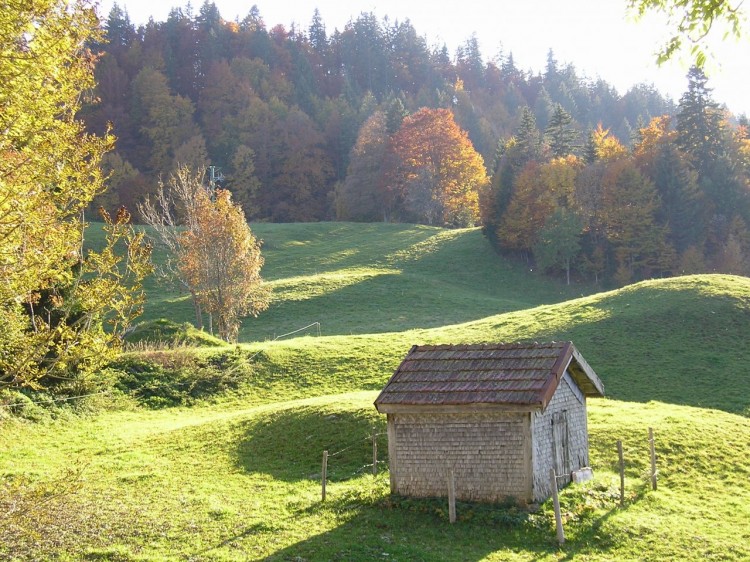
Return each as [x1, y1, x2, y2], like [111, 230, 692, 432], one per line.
[83, 1, 750, 285]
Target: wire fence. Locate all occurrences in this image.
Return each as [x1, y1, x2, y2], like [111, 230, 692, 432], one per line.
[320, 430, 387, 488]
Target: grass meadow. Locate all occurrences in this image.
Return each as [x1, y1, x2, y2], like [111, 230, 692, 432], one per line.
[2, 222, 750, 560]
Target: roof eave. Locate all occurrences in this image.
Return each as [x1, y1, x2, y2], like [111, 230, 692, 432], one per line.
[570, 346, 605, 397]
[375, 401, 543, 414]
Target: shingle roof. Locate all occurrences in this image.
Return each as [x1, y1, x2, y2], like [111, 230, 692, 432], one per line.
[374, 341, 604, 412]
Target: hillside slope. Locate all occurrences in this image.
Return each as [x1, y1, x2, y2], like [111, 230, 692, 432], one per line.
[242, 274, 750, 415]
[133, 223, 593, 341]
[3, 223, 749, 560]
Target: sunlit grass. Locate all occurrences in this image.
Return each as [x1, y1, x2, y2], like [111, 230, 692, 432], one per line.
[3, 222, 748, 560]
[2, 394, 750, 560]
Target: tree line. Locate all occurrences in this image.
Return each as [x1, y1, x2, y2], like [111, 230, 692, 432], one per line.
[84, 2, 675, 223]
[482, 67, 750, 285]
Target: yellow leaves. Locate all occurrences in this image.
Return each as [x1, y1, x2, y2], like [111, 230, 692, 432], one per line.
[591, 123, 627, 162]
[0, 1, 148, 389]
[177, 186, 269, 342]
[540, 155, 581, 208]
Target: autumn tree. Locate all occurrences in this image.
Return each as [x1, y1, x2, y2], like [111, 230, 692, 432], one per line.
[138, 166, 211, 328]
[497, 161, 548, 252]
[130, 67, 201, 174]
[178, 188, 270, 342]
[227, 144, 263, 219]
[601, 159, 673, 283]
[497, 156, 580, 255]
[388, 108, 489, 227]
[0, 0, 152, 389]
[140, 166, 269, 340]
[591, 123, 628, 161]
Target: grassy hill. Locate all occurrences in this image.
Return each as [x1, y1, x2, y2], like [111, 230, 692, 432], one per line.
[135, 222, 593, 340]
[2, 222, 750, 560]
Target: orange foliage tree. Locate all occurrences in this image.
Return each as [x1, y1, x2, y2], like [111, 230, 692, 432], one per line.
[498, 156, 580, 253]
[387, 108, 489, 227]
[178, 188, 270, 342]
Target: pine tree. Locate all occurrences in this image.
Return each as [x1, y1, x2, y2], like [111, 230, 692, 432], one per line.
[545, 104, 578, 158]
[516, 106, 544, 163]
[676, 66, 724, 175]
[534, 208, 583, 285]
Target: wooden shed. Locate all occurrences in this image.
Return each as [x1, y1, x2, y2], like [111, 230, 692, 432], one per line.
[374, 341, 604, 505]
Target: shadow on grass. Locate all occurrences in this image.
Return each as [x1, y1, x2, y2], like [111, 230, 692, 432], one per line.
[235, 405, 386, 483]
[202, 491, 562, 562]
[255, 492, 633, 561]
[239, 271, 522, 342]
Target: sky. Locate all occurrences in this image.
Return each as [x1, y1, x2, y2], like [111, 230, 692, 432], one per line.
[96, 0, 750, 116]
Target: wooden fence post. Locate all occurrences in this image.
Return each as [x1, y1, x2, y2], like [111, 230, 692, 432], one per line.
[321, 450, 328, 502]
[617, 439, 625, 507]
[448, 469, 456, 524]
[550, 468, 565, 545]
[372, 428, 378, 476]
[649, 427, 657, 491]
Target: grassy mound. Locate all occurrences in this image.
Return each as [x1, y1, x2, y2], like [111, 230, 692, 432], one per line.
[125, 319, 228, 348]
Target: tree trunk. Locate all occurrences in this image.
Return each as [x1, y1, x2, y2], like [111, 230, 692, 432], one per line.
[192, 293, 203, 330]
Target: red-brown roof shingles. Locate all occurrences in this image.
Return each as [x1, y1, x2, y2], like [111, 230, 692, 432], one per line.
[374, 342, 604, 410]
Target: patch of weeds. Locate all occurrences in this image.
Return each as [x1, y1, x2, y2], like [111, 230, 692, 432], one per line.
[0, 389, 51, 422]
[109, 347, 254, 407]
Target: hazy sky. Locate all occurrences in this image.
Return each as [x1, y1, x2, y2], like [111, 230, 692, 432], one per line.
[97, 0, 750, 116]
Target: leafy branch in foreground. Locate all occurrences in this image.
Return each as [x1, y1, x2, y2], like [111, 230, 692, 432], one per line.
[628, 0, 746, 67]
[0, 1, 152, 390]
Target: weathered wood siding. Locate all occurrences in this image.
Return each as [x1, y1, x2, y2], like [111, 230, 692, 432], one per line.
[388, 412, 532, 503]
[531, 371, 590, 501]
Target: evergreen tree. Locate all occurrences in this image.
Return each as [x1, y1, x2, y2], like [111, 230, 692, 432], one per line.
[385, 97, 408, 135]
[516, 106, 544, 163]
[533, 208, 583, 285]
[677, 67, 749, 240]
[104, 3, 136, 52]
[676, 66, 724, 175]
[308, 8, 328, 52]
[582, 129, 598, 164]
[545, 104, 578, 158]
[533, 86, 554, 131]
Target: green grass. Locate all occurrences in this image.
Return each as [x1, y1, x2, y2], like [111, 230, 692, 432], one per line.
[127, 222, 594, 341]
[2, 395, 749, 560]
[2, 222, 750, 560]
